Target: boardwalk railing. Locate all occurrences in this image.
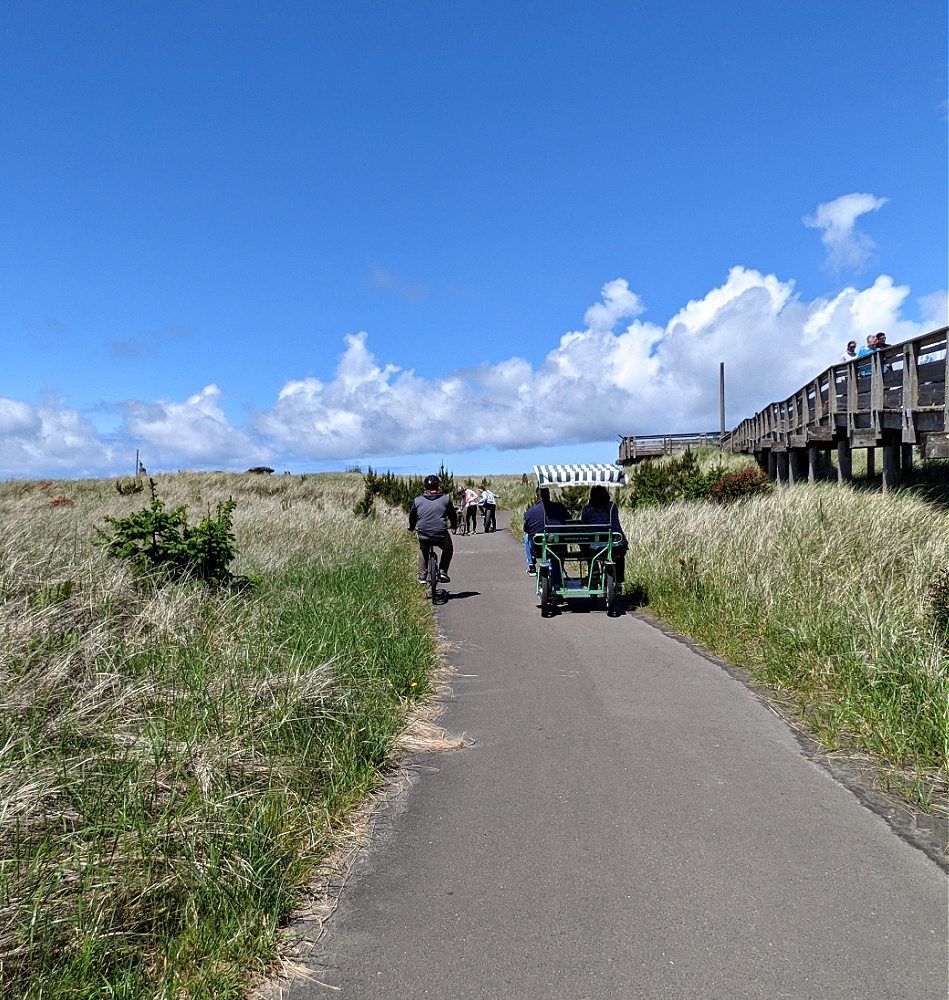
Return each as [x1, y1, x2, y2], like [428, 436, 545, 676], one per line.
[616, 326, 948, 489]
[721, 326, 948, 489]
[618, 431, 721, 465]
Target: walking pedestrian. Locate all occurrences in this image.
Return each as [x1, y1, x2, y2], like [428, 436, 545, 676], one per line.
[479, 487, 498, 532]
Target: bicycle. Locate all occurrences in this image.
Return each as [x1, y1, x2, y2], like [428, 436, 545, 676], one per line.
[421, 538, 440, 603]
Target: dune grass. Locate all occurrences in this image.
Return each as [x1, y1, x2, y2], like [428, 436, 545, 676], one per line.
[623, 482, 949, 801]
[0, 472, 438, 999]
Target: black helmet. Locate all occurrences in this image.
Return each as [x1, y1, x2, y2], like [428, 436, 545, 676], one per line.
[423, 475, 440, 490]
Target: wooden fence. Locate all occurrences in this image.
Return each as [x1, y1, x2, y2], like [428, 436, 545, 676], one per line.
[618, 431, 721, 464]
[722, 326, 948, 489]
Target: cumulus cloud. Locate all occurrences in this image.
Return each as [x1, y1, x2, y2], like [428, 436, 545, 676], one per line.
[258, 268, 934, 461]
[120, 385, 267, 467]
[0, 395, 118, 478]
[803, 192, 888, 273]
[3, 268, 944, 479]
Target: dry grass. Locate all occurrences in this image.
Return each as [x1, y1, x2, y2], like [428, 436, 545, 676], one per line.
[0, 471, 439, 999]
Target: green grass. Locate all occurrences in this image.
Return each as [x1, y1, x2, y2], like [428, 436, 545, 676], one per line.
[623, 483, 949, 797]
[0, 472, 438, 998]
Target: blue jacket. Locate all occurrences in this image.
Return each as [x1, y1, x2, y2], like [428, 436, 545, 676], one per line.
[523, 499, 569, 535]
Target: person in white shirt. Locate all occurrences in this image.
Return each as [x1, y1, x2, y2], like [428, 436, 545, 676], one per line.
[478, 488, 498, 532]
[840, 340, 858, 363]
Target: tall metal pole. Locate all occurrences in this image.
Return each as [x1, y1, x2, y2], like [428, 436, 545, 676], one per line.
[719, 362, 726, 448]
[135, 449, 140, 476]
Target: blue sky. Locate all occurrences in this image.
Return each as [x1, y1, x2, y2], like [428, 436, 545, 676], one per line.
[2, 0, 946, 478]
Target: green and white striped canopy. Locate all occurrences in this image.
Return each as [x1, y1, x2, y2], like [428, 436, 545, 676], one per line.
[533, 463, 628, 488]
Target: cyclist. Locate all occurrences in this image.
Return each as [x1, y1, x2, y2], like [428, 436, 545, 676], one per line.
[408, 475, 458, 584]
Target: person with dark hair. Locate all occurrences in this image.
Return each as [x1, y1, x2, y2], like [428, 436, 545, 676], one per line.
[457, 485, 480, 534]
[522, 487, 568, 586]
[840, 340, 858, 363]
[408, 475, 457, 584]
[478, 487, 498, 532]
[580, 485, 627, 587]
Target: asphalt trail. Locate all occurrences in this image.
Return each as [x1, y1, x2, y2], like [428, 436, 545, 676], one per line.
[289, 513, 948, 999]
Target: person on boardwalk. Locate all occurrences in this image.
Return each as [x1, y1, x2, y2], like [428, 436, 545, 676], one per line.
[580, 484, 627, 587]
[856, 333, 879, 358]
[409, 475, 457, 583]
[458, 485, 480, 534]
[478, 487, 498, 532]
[840, 340, 858, 363]
[522, 487, 568, 587]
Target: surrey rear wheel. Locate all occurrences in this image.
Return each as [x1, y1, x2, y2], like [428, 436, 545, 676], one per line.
[539, 572, 550, 617]
[605, 571, 616, 617]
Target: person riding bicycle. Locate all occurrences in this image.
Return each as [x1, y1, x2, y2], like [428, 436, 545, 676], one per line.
[408, 475, 458, 584]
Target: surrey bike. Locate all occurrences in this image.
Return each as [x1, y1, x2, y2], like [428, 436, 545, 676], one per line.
[529, 463, 628, 619]
[532, 522, 623, 617]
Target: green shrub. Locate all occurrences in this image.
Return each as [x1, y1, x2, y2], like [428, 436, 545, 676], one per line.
[622, 450, 717, 508]
[96, 479, 243, 586]
[708, 466, 774, 504]
[557, 486, 588, 518]
[355, 462, 455, 515]
[114, 477, 145, 495]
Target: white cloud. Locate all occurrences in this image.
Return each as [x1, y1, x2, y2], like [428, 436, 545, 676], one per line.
[803, 192, 888, 272]
[121, 385, 267, 467]
[3, 268, 944, 478]
[918, 290, 949, 330]
[258, 266, 932, 460]
[0, 395, 118, 478]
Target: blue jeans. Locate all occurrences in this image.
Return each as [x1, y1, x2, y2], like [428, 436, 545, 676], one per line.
[524, 534, 562, 588]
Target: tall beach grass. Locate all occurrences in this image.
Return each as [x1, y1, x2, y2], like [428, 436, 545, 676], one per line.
[0, 472, 437, 998]
[624, 483, 949, 792]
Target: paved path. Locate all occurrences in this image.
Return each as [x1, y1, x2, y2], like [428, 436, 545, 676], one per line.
[291, 514, 948, 999]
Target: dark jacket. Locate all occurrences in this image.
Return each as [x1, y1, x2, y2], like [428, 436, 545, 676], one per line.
[409, 491, 457, 536]
[580, 502, 626, 546]
[523, 498, 569, 536]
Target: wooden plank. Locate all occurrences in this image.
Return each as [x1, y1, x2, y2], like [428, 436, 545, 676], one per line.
[923, 433, 949, 459]
[851, 429, 881, 447]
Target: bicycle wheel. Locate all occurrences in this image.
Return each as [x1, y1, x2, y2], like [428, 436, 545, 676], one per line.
[428, 549, 439, 603]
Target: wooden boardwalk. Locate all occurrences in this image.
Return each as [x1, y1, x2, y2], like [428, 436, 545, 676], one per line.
[618, 431, 721, 464]
[617, 326, 948, 490]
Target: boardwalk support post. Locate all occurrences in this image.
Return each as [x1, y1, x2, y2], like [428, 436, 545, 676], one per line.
[836, 440, 852, 483]
[807, 444, 819, 483]
[775, 450, 789, 485]
[881, 434, 900, 492]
